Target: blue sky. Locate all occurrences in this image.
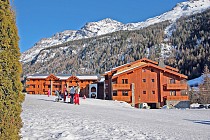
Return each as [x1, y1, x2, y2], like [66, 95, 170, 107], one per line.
[13, 0, 185, 52]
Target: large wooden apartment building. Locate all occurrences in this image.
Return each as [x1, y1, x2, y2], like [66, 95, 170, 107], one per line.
[25, 58, 189, 108]
[25, 74, 99, 97]
[103, 58, 188, 108]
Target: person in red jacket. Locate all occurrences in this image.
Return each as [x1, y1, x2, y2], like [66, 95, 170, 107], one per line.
[74, 83, 80, 105]
[47, 89, 50, 97]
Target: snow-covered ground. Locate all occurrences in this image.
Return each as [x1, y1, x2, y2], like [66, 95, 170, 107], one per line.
[21, 94, 210, 140]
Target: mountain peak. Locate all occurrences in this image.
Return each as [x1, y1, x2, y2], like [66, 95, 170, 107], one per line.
[99, 18, 120, 23]
[79, 18, 124, 37]
[21, 0, 210, 63]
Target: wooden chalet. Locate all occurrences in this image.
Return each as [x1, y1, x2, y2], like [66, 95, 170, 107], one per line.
[25, 74, 99, 97]
[103, 58, 189, 108]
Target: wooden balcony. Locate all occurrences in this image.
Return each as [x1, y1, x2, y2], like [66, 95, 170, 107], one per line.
[165, 83, 188, 90]
[44, 82, 51, 85]
[112, 84, 131, 90]
[26, 82, 36, 85]
[25, 88, 35, 92]
[113, 96, 131, 102]
[166, 96, 189, 101]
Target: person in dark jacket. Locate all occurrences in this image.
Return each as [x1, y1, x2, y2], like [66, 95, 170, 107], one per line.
[63, 86, 67, 102]
[70, 86, 75, 104]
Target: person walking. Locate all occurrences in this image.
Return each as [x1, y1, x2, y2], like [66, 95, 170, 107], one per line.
[47, 89, 50, 97]
[63, 86, 67, 102]
[75, 84, 80, 105]
[70, 86, 75, 104]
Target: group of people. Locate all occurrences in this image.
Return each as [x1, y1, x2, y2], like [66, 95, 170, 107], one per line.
[63, 84, 80, 105]
[47, 84, 81, 105]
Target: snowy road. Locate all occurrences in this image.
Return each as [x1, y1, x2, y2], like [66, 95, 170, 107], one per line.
[21, 94, 210, 140]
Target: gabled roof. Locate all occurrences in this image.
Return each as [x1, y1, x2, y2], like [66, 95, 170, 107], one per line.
[46, 74, 60, 80]
[112, 62, 187, 79]
[66, 76, 80, 81]
[105, 58, 187, 79]
[104, 58, 158, 76]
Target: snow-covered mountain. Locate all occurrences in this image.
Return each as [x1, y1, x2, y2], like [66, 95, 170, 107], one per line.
[21, 0, 210, 63]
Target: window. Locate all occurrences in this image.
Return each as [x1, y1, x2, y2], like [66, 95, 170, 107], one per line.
[105, 75, 108, 80]
[113, 91, 117, 96]
[112, 80, 117, 84]
[170, 91, 176, 96]
[142, 79, 146, 82]
[105, 84, 108, 89]
[122, 91, 128, 96]
[91, 87, 96, 92]
[38, 85, 39, 88]
[152, 91, 155, 94]
[151, 79, 155, 82]
[170, 79, 175, 84]
[48, 85, 50, 88]
[143, 91, 146, 94]
[151, 69, 154, 72]
[122, 79, 128, 84]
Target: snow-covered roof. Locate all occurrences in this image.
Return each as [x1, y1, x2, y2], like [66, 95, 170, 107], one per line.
[27, 74, 49, 79]
[99, 77, 105, 82]
[56, 76, 71, 80]
[113, 63, 146, 77]
[27, 74, 98, 80]
[187, 74, 210, 87]
[77, 76, 98, 80]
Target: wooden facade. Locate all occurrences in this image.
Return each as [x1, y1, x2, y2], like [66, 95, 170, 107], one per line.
[26, 74, 98, 97]
[103, 58, 188, 108]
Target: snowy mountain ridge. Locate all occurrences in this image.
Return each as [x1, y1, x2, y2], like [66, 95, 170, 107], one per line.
[21, 0, 210, 63]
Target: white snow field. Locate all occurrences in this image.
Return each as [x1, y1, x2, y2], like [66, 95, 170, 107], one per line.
[21, 94, 210, 140]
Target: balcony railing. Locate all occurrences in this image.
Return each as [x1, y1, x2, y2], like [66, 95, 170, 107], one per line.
[112, 84, 131, 90]
[25, 88, 35, 92]
[166, 96, 189, 101]
[113, 96, 131, 102]
[25, 82, 36, 85]
[164, 83, 188, 90]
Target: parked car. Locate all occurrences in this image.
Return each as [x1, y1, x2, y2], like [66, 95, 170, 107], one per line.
[139, 103, 150, 109]
[199, 104, 205, 109]
[161, 105, 175, 109]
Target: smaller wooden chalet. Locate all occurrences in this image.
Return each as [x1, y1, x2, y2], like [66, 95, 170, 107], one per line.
[25, 74, 99, 97]
[103, 58, 189, 108]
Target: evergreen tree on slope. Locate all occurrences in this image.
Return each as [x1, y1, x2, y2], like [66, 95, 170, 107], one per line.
[0, 0, 25, 139]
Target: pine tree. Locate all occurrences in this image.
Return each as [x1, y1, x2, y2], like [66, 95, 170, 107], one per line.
[0, 0, 25, 139]
[198, 64, 210, 104]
